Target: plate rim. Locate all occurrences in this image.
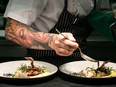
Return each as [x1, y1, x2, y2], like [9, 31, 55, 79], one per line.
[59, 60, 116, 79]
[0, 60, 58, 79]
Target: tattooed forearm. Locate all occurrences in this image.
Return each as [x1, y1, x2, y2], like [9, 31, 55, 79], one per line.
[5, 18, 53, 50]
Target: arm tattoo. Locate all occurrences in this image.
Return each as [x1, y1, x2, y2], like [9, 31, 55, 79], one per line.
[5, 18, 52, 50]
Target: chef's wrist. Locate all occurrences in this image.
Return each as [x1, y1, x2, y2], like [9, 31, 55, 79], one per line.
[48, 34, 55, 50]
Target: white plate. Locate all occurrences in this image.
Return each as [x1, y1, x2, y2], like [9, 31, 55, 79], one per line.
[59, 60, 116, 79]
[0, 60, 58, 79]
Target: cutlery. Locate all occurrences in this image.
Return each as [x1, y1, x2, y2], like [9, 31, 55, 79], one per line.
[55, 29, 98, 62]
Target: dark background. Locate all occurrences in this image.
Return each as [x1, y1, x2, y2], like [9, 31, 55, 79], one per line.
[0, 0, 9, 13]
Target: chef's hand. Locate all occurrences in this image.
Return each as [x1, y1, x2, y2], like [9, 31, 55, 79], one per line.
[48, 33, 79, 56]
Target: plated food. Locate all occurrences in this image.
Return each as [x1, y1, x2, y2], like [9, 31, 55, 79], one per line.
[59, 60, 116, 79]
[0, 57, 58, 79]
[3, 57, 50, 78]
[71, 61, 116, 78]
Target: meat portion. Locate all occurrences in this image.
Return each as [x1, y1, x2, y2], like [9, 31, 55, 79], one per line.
[24, 57, 44, 76]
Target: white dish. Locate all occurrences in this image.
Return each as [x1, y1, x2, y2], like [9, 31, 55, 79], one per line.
[0, 60, 58, 79]
[59, 60, 116, 79]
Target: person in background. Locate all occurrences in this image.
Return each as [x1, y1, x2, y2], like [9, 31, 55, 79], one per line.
[3, 0, 116, 66]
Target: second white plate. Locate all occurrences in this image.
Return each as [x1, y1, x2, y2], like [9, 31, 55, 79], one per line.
[59, 60, 116, 79]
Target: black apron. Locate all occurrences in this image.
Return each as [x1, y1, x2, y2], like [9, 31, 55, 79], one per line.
[27, 0, 93, 66]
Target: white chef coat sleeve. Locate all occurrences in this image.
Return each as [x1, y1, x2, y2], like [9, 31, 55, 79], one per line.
[4, 0, 47, 26]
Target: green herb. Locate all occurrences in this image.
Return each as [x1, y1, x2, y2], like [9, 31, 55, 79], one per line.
[17, 63, 28, 72]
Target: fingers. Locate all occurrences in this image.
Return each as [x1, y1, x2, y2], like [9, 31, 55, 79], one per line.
[54, 34, 78, 56]
[48, 33, 79, 56]
[55, 44, 75, 56]
[61, 39, 78, 49]
[58, 33, 78, 49]
[55, 40, 70, 51]
[63, 33, 76, 42]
